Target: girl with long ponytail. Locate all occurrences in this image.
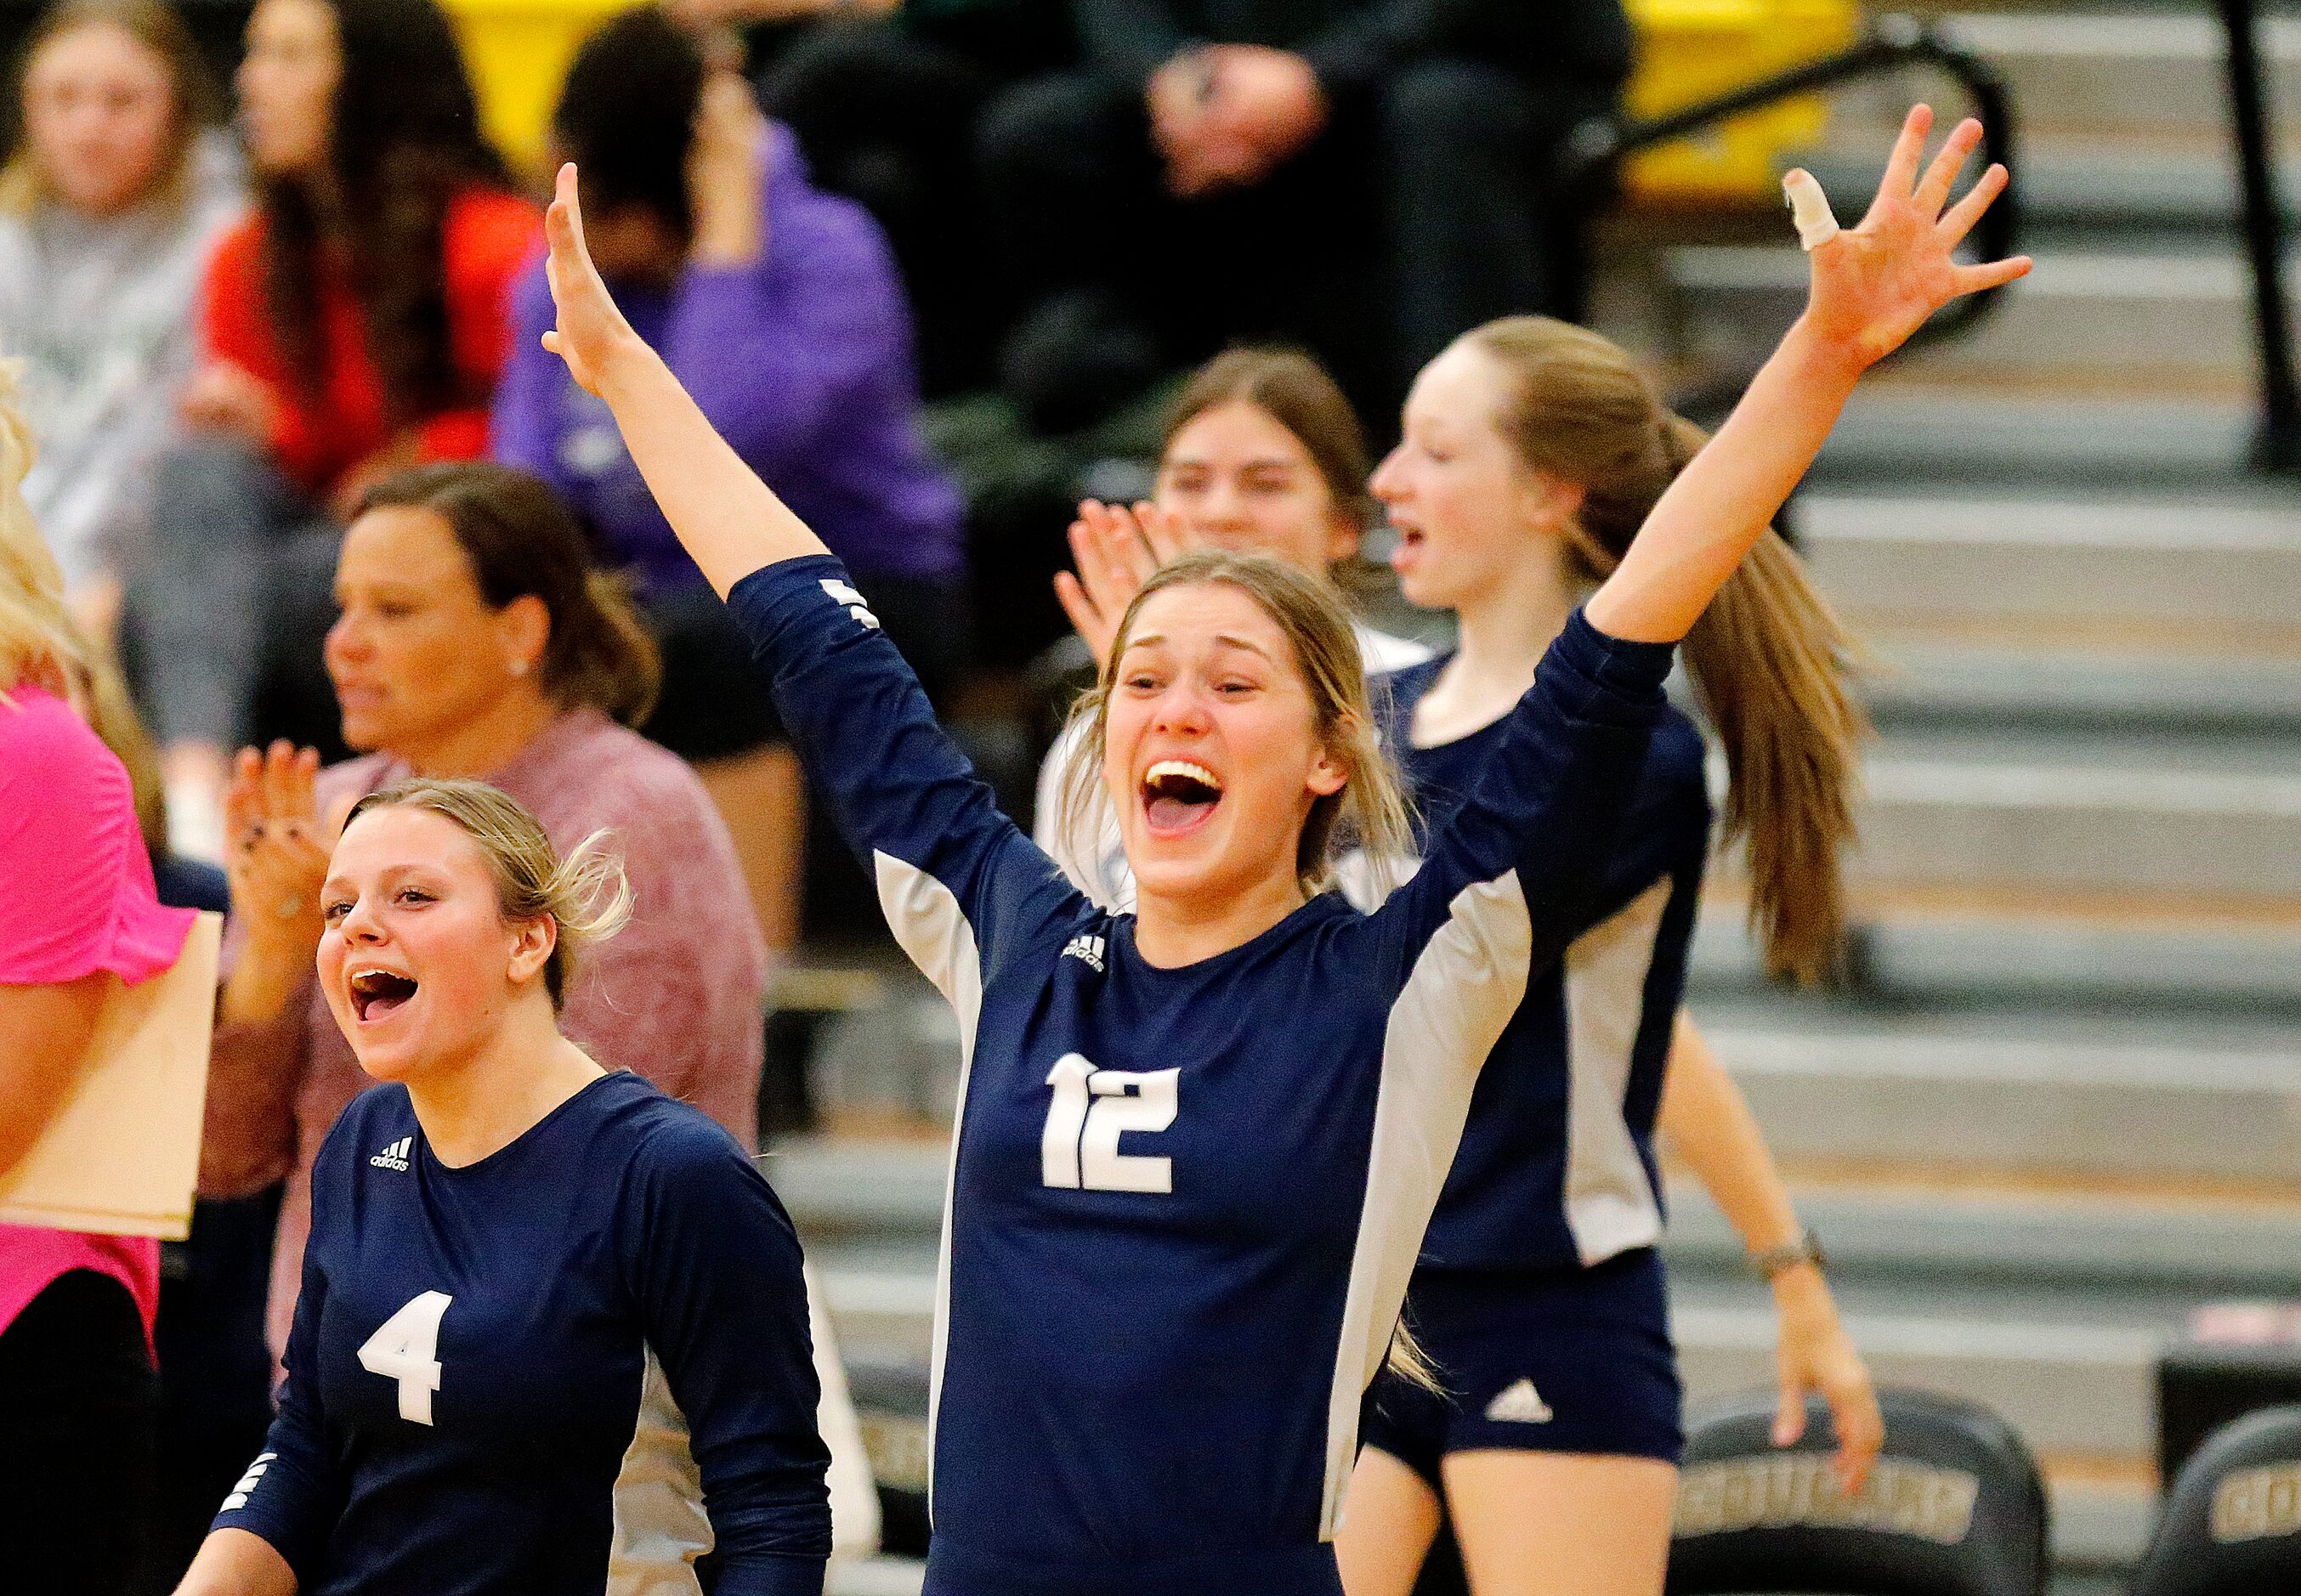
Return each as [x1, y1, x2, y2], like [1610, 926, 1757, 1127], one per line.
[1329, 314, 1883, 1596]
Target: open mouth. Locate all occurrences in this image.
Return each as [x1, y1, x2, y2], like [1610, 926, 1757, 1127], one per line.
[349, 965, 419, 1023]
[1140, 759, 1223, 837]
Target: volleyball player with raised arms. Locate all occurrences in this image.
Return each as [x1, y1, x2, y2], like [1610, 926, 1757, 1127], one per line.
[530, 105, 2021, 1596]
[175, 782, 830, 1594]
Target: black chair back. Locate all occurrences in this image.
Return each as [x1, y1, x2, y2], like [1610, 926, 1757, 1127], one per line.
[2132, 1403, 2301, 1596]
[1664, 1387, 2049, 1596]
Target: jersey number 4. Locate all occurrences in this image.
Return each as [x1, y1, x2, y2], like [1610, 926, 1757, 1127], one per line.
[1041, 1054, 1178, 1193]
[358, 1290, 452, 1425]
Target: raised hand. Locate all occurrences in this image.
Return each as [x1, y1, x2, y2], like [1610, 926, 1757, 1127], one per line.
[223, 740, 329, 951]
[1792, 105, 2031, 369]
[540, 163, 643, 399]
[1051, 500, 1194, 662]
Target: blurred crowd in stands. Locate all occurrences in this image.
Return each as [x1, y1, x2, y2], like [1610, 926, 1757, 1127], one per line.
[0, 0, 1629, 1580]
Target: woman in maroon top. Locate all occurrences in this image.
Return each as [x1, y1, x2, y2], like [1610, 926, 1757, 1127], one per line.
[196, 462, 769, 1360]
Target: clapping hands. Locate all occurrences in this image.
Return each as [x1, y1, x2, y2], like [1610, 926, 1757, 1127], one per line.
[224, 741, 331, 951]
[1053, 500, 1194, 662]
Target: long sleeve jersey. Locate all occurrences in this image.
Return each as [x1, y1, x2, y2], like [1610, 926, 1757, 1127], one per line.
[1377, 653, 1712, 1271]
[728, 556, 1670, 1594]
[212, 1072, 830, 1594]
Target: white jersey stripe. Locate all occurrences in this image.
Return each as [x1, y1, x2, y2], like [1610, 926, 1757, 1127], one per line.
[1561, 879, 1672, 1265]
[872, 850, 987, 1525]
[1320, 870, 1534, 1534]
[606, 1344, 711, 1593]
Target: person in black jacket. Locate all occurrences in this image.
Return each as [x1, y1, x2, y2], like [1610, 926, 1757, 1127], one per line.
[976, 0, 1630, 432]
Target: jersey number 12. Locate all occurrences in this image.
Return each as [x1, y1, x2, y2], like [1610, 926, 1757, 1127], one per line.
[359, 1290, 452, 1425]
[1041, 1054, 1178, 1193]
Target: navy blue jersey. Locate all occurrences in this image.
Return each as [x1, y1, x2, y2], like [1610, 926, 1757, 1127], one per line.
[728, 557, 1671, 1593]
[212, 1071, 830, 1595]
[1378, 654, 1712, 1271]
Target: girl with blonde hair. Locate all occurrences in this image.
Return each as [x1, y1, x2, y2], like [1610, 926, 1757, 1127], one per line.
[180, 779, 832, 1593]
[525, 105, 2020, 1595]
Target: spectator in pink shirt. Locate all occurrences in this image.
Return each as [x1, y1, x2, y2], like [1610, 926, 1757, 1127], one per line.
[0, 374, 196, 1590]
[195, 461, 770, 1361]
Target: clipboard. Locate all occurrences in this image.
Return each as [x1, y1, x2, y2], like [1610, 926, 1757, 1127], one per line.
[0, 910, 222, 1240]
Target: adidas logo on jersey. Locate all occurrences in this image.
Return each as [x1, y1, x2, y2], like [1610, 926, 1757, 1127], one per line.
[1062, 933, 1106, 972]
[369, 1136, 413, 1173]
[1484, 1379, 1554, 1424]
[221, 1452, 275, 1512]
[820, 578, 880, 630]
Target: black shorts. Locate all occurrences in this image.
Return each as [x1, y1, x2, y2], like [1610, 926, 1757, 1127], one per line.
[1361, 1249, 1683, 1487]
[642, 572, 968, 765]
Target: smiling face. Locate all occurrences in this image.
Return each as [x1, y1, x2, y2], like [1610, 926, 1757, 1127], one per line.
[326, 505, 547, 761]
[237, 0, 337, 178]
[1155, 400, 1363, 575]
[1102, 580, 1346, 909]
[1373, 341, 1581, 611]
[21, 22, 178, 218]
[318, 805, 555, 1083]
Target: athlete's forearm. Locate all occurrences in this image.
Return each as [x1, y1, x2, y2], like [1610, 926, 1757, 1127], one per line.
[1585, 318, 1861, 645]
[173, 1527, 298, 1596]
[1655, 1013, 1805, 1255]
[591, 335, 828, 598]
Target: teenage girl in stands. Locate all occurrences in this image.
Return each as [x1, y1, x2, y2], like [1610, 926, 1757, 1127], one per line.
[139, 0, 536, 846]
[534, 107, 2021, 1594]
[1053, 329, 1884, 1594]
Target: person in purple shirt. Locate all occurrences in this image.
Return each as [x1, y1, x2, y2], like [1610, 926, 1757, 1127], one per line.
[494, 4, 967, 954]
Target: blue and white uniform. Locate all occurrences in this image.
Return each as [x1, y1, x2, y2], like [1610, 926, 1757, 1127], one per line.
[727, 556, 1675, 1595]
[211, 1071, 831, 1594]
[1358, 652, 1712, 1478]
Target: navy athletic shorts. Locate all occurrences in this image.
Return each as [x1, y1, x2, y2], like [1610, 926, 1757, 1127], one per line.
[1360, 1248, 1683, 1486]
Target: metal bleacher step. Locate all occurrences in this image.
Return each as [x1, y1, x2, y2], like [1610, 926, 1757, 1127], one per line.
[1692, 1010, 2301, 1188]
[1665, 241, 2301, 385]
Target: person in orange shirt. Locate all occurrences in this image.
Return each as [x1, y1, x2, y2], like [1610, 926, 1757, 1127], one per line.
[132, 0, 537, 855]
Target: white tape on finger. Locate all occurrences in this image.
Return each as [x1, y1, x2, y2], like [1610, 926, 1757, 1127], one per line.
[1782, 169, 1840, 251]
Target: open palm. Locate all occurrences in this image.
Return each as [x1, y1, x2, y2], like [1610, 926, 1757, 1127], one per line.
[540, 162, 639, 398]
[1801, 105, 2030, 368]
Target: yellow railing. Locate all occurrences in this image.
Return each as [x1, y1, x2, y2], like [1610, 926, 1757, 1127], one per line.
[445, 0, 1862, 197]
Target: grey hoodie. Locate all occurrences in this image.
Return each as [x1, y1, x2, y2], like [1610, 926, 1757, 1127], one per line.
[0, 129, 245, 592]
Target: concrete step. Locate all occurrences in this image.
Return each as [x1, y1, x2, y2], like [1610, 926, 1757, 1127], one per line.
[1664, 243, 2301, 384]
[1697, 1016, 2301, 1186]
[1822, 13, 2301, 142]
[1802, 384, 2264, 485]
[1796, 490, 2301, 637]
[1838, 730, 2301, 901]
[1857, 635, 2301, 734]
[1692, 892, 2301, 1008]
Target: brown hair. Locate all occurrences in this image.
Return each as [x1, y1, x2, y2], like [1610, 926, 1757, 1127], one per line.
[1465, 315, 1868, 984]
[1055, 547, 1415, 903]
[0, 0, 218, 216]
[343, 776, 631, 1008]
[255, 0, 511, 422]
[357, 461, 661, 727]
[1164, 347, 1377, 532]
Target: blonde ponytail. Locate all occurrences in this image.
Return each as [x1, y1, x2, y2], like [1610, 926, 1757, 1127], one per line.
[1467, 319, 1870, 983]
